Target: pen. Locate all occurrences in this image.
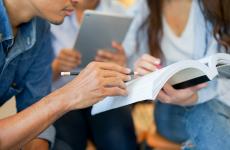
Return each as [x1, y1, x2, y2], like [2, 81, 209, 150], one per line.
[61, 71, 138, 76]
[61, 71, 80, 76]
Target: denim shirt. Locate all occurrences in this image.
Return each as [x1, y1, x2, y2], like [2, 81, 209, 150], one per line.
[0, 0, 55, 146]
[124, 0, 230, 106]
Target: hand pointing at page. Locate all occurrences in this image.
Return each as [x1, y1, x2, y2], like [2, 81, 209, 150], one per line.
[134, 54, 208, 106]
[134, 54, 161, 76]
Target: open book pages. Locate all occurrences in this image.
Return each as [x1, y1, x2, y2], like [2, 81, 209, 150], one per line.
[92, 53, 230, 115]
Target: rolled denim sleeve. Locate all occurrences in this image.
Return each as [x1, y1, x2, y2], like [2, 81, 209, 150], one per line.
[38, 125, 56, 148]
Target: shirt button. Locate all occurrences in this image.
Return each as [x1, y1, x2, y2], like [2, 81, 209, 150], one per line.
[12, 83, 17, 88]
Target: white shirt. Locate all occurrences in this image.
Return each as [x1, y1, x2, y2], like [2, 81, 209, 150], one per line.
[51, 1, 127, 90]
[161, 0, 195, 65]
[124, 0, 230, 106]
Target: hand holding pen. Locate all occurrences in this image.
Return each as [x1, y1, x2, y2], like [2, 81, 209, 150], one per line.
[61, 70, 138, 77]
[61, 70, 138, 83]
[62, 53, 162, 80]
[62, 62, 133, 110]
[134, 54, 162, 76]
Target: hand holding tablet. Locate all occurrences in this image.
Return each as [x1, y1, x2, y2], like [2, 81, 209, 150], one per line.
[74, 10, 133, 69]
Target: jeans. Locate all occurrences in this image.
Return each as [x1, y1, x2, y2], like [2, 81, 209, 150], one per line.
[53, 106, 138, 150]
[155, 99, 230, 150]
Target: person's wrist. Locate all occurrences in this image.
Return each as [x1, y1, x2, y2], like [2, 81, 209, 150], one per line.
[56, 78, 84, 111]
[43, 88, 73, 116]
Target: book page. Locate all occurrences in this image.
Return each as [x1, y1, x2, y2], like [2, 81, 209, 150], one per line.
[91, 69, 165, 115]
[92, 60, 215, 115]
[209, 53, 230, 70]
[217, 65, 230, 78]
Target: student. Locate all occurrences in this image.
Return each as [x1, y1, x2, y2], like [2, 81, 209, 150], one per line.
[0, 0, 132, 149]
[51, 0, 137, 150]
[123, 0, 230, 149]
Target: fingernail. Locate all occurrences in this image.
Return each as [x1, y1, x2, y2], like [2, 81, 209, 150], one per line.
[126, 68, 131, 73]
[134, 71, 139, 75]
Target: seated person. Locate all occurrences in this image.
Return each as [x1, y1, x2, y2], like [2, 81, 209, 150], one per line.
[124, 0, 230, 149]
[0, 0, 132, 149]
[51, 0, 137, 149]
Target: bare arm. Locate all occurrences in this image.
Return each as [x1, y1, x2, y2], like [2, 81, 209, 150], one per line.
[0, 89, 68, 150]
[0, 62, 131, 150]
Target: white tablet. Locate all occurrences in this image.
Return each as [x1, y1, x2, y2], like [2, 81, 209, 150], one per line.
[74, 10, 133, 69]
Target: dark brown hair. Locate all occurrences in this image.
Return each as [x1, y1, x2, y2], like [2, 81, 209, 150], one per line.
[143, 0, 230, 58]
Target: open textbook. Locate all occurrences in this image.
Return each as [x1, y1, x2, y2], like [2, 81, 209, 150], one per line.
[92, 53, 230, 115]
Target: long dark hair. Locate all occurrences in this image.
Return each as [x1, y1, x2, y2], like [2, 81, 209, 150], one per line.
[143, 0, 230, 58]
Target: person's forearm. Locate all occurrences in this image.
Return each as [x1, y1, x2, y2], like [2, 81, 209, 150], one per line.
[0, 61, 132, 149]
[0, 90, 69, 150]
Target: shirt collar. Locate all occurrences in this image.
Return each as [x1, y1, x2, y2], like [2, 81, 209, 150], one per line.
[0, 0, 36, 52]
[16, 19, 37, 51]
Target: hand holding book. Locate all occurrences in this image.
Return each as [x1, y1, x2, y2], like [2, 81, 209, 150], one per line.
[92, 53, 230, 115]
[157, 82, 208, 106]
[134, 54, 207, 106]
